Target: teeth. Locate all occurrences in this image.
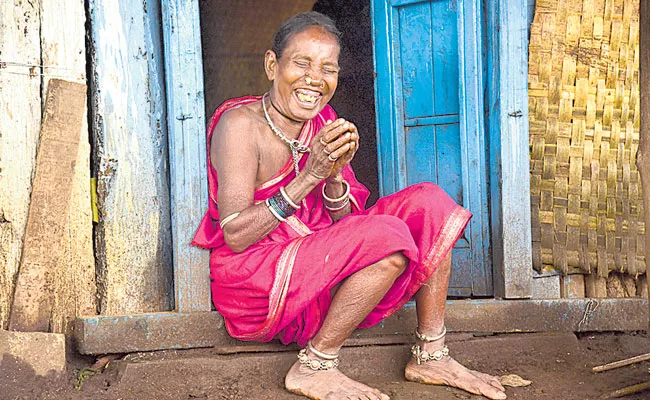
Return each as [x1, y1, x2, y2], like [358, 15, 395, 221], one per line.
[297, 92, 317, 103]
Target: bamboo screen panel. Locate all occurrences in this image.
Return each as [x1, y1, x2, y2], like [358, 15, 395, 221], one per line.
[528, 0, 643, 277]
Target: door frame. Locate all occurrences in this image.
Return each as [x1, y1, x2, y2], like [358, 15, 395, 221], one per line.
[371, 0, 532, 299]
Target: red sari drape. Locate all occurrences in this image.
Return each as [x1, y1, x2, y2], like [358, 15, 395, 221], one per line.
[192, 96, 472, 346]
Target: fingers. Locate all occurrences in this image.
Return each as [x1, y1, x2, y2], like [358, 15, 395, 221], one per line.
[328, 142, 353, 160]
[320, 118, 359, 144]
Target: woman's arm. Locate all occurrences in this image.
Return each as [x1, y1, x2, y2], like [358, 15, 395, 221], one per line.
[212, 109, 323, 253]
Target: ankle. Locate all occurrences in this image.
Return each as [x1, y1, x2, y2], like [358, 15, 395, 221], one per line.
[309, 340, 341, 358]
[297, 341, 340, 371]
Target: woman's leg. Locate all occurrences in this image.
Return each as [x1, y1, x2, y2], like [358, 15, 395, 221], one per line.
[285, 252, 408, 400]
[405, 252, 507, 400]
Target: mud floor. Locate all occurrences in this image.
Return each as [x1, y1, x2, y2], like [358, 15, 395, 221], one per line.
[2, 332, 650, 400]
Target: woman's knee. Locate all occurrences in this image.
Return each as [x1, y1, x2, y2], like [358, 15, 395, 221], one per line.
[376, 252, 409, 278]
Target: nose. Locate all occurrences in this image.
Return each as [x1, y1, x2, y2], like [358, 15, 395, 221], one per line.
[305, 70, 324, 88]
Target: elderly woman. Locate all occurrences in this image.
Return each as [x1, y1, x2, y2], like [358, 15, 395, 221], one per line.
[193, 11, 506, 400]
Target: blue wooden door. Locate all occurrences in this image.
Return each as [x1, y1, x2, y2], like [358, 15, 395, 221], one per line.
[372, 0, 492, 296]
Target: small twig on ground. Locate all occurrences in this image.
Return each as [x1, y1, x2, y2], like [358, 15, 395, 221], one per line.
[592, 353, 650, 373]
[601, 381, 650, 399]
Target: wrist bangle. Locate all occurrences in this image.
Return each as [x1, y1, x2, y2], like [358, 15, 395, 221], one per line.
[325, 197, 350, 212]
[266, 198, 286, 222]
[322, 180, 350, 203]
[280, 186, 300, 210]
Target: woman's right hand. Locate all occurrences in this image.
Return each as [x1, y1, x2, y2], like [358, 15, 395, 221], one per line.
[304, 118, 357, 181]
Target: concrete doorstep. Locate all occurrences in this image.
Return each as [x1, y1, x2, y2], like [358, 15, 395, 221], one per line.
[0, 329, 66, 377]
[108, 332, 595, 400]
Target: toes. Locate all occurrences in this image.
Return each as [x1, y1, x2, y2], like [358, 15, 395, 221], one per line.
[473, 371, 506, 391]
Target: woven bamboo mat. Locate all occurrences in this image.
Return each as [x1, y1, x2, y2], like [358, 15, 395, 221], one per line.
[528, 0, 643, 277]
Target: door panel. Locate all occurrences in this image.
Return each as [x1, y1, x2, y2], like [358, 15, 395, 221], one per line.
[372, 0, 491, 296]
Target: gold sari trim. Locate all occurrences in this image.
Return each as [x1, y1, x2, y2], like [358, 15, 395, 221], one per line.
[424, 206, 473, 267]
[286, 215, 314, 237]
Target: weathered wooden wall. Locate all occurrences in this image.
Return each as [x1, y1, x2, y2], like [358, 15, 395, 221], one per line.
[0, 0, 42, 330]
[88, 0, 173, 314]
[0, 0, 95, 333]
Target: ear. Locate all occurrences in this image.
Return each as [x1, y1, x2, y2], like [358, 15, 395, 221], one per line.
[264, 50, 277, 82]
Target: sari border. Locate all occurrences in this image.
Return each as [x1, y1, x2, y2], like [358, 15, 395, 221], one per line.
[286, 215, 314, 237]
[234, 236, 306, 341]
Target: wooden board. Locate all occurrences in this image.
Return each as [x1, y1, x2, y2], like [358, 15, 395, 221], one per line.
[88, 0, 173, 314]
[8, 79, 87, 332]
[40, 0, 96, 335]
[0, 0, 42, 330]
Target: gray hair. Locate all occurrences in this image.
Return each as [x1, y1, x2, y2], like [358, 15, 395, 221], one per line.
[271, 11, 342, 60]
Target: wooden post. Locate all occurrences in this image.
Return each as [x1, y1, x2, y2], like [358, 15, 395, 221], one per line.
[88, 0, 173, 314]
[161, 0, 211, 312]
[639, 0, 650, 329]
[488, 0, 533, 298]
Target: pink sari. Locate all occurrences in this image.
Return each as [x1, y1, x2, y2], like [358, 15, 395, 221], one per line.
[192, 96, 472, 346]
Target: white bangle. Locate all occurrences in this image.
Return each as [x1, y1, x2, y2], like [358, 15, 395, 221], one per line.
[322, 180, 350, 203]
[325, 197, 350, 212]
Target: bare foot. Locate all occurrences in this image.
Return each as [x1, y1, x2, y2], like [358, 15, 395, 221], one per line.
[285, 358, 390, 400]
[405, 341, 507, 400]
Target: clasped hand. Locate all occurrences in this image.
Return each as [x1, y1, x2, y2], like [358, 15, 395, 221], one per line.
[304, 118, 359, 181]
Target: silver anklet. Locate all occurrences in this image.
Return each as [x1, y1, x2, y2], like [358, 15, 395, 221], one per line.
[298, 346, 340, 371]
[415, 325, 446, 342]
[411, 344, 450, 365]
[307, 341, 338, 360]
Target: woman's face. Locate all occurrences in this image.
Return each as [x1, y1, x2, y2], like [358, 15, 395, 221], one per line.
[265, 26, 340, 122]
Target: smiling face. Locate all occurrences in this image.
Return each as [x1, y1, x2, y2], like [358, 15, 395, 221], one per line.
[265, 25, 341, 122]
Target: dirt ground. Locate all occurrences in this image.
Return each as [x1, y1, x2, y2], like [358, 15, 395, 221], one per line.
[2, 331, 650, 400]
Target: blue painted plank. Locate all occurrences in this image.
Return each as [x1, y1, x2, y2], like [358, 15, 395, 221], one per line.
[371, 0, 401, 195]
[161, 0, 211, 312]
[405, 125, 437, 186]
[405, 115, 459, 126]
[457, 0, 492, 295]
[435, 124, 463, 205]
[431, 0, 459, 115]
[486, 0, 533, 298]
[399, 2, 434, 119]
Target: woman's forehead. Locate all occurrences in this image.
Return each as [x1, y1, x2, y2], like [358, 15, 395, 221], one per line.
[284, 26, 340, 55]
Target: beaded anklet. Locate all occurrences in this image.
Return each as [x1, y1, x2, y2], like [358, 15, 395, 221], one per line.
[411, 325, 450, 365]
[297, 342, 340, 371]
